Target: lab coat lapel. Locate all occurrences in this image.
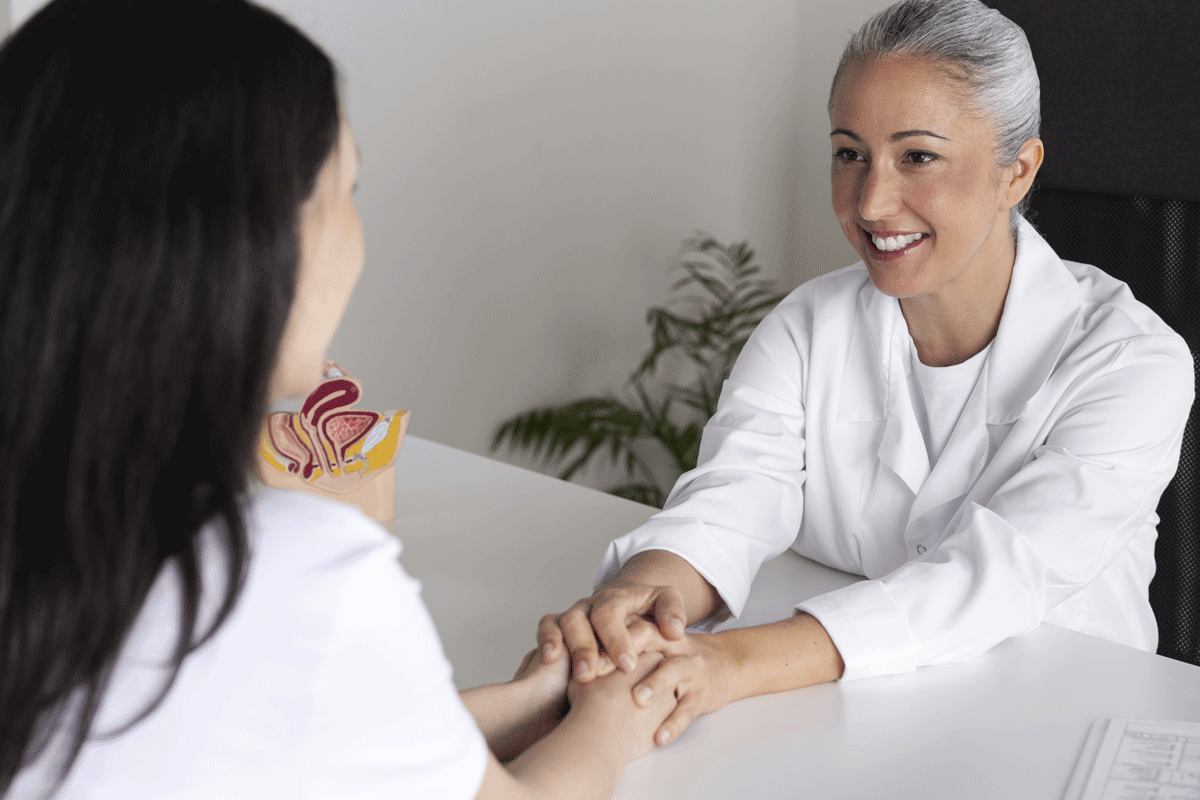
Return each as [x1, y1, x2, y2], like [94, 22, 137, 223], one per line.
[838, 279, 929, 495]
[905, 218, 1083, 529]
[905, 371, 989, 529]
[985, 218, 1082, 425]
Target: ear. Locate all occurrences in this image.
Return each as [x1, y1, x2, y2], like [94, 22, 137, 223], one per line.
[1002, 137, 1044, 211]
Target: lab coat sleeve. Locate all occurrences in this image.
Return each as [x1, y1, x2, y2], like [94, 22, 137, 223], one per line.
[798, 333, 1195, 681]
[594, 302, 809, 626]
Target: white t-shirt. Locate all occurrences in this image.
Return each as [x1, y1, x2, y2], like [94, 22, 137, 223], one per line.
[9, 488, 488, 800]
[904, 330, 992, 466]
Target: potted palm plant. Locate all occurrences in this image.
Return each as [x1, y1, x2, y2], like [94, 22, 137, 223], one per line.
[491, 234, 787, 507]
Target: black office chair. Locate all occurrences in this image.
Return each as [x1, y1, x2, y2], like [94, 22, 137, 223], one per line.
[984, 0, 1200, 666]
[1026, 189, 1200, 667]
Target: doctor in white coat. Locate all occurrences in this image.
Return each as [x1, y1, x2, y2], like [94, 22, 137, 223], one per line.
[535, 0, 1194, 750]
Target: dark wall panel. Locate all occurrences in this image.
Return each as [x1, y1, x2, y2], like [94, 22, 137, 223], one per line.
[989, 1, 1200, 201]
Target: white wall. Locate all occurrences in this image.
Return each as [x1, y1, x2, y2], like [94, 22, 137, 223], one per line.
[11, 0, 883, 489]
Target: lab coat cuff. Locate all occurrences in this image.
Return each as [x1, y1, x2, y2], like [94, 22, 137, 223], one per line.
[795, 580, 918, 681]
[594, 518, 749, 629]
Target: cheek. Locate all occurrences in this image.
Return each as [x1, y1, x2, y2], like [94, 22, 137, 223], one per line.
[921, 169, 995, 243]
[337, 203, 364, 271]
[830, 170, 860, 230]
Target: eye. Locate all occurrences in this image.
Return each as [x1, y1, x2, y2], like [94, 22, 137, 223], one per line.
[906, 151, 938, 165]
[834, 147, 864, 163]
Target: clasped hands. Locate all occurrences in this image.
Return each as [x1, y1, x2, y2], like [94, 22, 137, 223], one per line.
[536, 582, 738, 748]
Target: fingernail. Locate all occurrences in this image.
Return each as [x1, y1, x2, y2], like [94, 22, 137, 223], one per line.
[542, 643, 554, 660]
[574, 659, 590, 678]
[619, 654, 636, 672]
[635, 686, 653, 705]
[658, 729, 671, 745]
[670, 617, 685, 633]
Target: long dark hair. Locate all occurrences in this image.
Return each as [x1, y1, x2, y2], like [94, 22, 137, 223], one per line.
[0, 0, 340, 793]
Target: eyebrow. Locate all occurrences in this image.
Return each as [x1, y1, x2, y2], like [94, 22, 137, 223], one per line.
[830, 128, 950, 142]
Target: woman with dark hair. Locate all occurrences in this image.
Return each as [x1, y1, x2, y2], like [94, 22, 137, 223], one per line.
[0, 1, 674, 798]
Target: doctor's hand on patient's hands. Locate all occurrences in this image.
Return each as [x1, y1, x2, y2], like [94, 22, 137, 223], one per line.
[566, 650, 680, 762]
[613, 620, 740, 747]
[552, 615, 739, 748]
[537, 581, 688, 684]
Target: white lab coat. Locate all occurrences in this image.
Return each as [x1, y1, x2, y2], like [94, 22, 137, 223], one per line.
[596, 218, 1194, 681]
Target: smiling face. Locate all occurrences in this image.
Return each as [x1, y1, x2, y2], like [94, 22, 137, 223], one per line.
[829, 54, 1035, 306]
[269, 112, 365, 401]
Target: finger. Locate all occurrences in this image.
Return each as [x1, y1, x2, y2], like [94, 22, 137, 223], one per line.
[655, 690, 703, 746]
[632, 654, 690, 708]
[651, 587, 688, 640]
[590, 599, 640, 674]
[625, 617, 671, 656]
[593, 653, 617, 678]
[559, 602, 602, 682]
[536, 614, 565, 664]
[513, 647, 538, 680]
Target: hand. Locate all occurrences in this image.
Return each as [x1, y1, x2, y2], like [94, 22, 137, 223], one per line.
[565, 651, 678, 764]
[510, 647, 570, 746]
[538, 582, 688, 683]
[624, 630, 740, 747]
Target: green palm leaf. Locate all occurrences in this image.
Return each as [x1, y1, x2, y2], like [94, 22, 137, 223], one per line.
[491, 232, 787, 508]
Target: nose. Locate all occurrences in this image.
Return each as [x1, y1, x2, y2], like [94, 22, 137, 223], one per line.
[857, 163, 902, 223]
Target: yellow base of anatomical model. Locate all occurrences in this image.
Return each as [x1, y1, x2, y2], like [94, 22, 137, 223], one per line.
[256, 361, 408, 522]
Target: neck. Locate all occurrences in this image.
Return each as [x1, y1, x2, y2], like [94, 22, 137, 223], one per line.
[900, 224, 1016, 367]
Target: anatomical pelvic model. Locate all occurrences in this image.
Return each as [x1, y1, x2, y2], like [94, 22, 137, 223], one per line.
[256, 361, 409, 521]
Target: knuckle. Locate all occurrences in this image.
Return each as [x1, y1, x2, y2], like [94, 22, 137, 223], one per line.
[567, 598, 593, 615]
[569, 644, 597, 660]
[590, 603, 624, 627]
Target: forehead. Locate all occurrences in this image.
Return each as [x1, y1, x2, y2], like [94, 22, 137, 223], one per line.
[830, 54, 984, 135]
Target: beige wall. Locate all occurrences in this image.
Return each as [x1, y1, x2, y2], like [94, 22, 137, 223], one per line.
[11, 0, 885, 489]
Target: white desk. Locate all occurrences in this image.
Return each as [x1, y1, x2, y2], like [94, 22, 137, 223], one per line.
[389, 436, 1200, 800]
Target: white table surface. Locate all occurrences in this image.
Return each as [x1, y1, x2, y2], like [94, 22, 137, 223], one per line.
[388, 436, 1200, 800]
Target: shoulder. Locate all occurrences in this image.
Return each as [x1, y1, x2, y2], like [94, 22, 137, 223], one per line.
[727, 262, 871, 400]
[246, 486, 397, 552]
[775, 262, 870, 316]
[243, 487, 401, 577]
[1059, 260, 1193, 375]
[1064, 259, 1182, 339]
[752, 262, 870, 347]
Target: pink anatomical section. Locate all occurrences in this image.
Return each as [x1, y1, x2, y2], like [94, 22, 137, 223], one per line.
[260, 365, 403, 493]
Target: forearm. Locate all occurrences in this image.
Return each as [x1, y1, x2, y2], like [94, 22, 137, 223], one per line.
[460, 680, 563, 763]
[502, 712, 624, 800]
[718, 612, 844, 701]
[610, 549, 722, 625]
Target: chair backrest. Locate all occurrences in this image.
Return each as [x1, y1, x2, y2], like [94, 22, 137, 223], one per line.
[1026, 188, 1200, 666]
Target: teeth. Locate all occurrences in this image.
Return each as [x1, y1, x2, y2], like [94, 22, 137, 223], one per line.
[871, 232, 924, 252]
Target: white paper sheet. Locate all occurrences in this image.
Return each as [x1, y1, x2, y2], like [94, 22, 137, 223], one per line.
[1065, 717, 1200, 800]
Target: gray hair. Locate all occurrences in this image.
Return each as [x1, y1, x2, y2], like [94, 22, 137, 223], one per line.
[830, 0, 1041, 230]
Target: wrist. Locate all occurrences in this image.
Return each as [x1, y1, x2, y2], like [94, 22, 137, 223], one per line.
[513, 672, 567, 732]
[557, 705, 625, 773]
[611, 550, 720, 625]
[712, 613, 844, 703]
[710, 629, 752, 704]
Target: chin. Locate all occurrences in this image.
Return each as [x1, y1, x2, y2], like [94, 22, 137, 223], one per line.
[863, 264, 925, 300]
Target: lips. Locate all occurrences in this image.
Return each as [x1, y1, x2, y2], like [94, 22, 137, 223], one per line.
[862, 227, 928, 260]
